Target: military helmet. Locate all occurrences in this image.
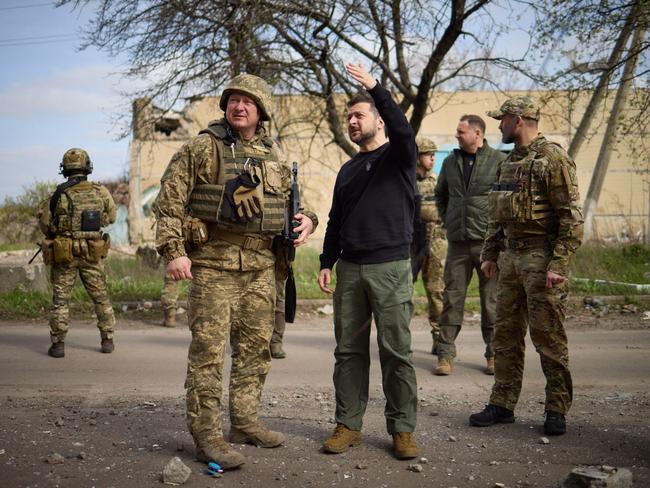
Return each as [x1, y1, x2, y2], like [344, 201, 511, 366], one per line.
[487, 96, 541, 121]
[219, 74, 272, 121]
[60, 148, 93, 176]
[416, 137, 437, 155]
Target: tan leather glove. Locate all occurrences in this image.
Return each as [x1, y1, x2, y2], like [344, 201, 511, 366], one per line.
[233, 182, 264, 221]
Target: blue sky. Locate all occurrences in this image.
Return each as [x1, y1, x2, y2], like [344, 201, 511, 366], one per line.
[0, 1, 129, 200]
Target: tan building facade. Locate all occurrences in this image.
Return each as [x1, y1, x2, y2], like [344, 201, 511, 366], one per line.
[128, 90, 648, 247]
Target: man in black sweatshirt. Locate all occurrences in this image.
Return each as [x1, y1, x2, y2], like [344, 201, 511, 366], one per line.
[318, 63, 418, 460]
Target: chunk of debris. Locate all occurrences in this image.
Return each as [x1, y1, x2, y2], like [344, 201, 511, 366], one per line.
[162, 456, 191, 485]
[563, 465, 633, 488]
[46, 452, 65, 464]
[317, 304, 334, 315]
[407, 463, 423, 473]
[539, 437, 550, 445]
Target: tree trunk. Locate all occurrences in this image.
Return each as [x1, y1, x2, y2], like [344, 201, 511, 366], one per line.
[567, 0, 641, 159]
[582, 21, 647, 241]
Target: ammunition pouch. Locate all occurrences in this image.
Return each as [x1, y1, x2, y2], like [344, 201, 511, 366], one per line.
[183, 216, 208, 251]
[39, 239, 55, 265]
[488, 189, 527, 223]
[81, 209, 101, 231]
[52, 236, 73, 265]
[88, 234, 110, 261]
[419, 203, 438, 222]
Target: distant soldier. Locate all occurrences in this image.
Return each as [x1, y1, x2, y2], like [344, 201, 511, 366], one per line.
[411, 137, 446, 355]
[136, 245, 180, 327]
[434, 115, 505, 376]
[37, 148, 116, 358]
[270, 278, 287, 358]
[469, 96, 583, 436]
[154, 73, 317, 470]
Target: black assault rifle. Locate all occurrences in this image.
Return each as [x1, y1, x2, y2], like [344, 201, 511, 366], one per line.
[283, 162, 300, 323]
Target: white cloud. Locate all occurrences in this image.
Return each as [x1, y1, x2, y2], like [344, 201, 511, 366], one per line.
[0, 65, 126, 118]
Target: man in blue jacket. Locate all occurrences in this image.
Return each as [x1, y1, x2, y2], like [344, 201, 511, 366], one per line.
[318, 63, 418, 460]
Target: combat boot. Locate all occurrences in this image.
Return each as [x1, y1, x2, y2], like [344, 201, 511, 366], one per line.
[469, 404, 515, 427]
[544, 411, 566, 435]
[48, 342, 65, 358]
[163, 308, 177, 328]
[322, 424, 362, 454]
[485, 357, 495, 375]
[434, 357, 453, 376]
[270, 342, 286, 359]
[100, 334, 114, 354]
[392, 432, 418, 459]
[196, 438, 246, 469]
[229, 421, 285, 448]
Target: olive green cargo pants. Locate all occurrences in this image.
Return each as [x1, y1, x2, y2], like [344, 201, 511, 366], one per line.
[332, 259, 417, 434]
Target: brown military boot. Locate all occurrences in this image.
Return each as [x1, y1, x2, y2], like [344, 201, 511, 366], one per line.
[434, 357, 452, 376]
[100, 334, 114, 354]
[485, 357, 495, 375]
[229, 421, 285, 448]
[48, 342, 65, 358]
[270, 342, 286, 359]
[196, 438, 246, 469]
[392, 432, 418, 459]
[322, 423, 362, 454]
[163, 308, 177, 328]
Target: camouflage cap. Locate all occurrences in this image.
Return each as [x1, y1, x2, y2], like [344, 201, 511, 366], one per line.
[416, 137, 437, 154]
[219, 74, 272, 121]
[487, 96, 540, 121]
[60, 148, 92, 176]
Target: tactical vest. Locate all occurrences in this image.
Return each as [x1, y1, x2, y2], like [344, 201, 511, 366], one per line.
[188, 124, 286, 234]
[52, 180, 104, 240]
[488, 145, 554, 223]
[417, 175, 439, 223]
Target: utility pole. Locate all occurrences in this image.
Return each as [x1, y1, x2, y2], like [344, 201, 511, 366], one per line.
[583, 21, 647, 241]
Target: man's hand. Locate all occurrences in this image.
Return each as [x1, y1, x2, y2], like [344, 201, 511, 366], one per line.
[292, 213, 314, 247]
[546, 271, 565, 288]
[345, 63, 377, 90]
[481, 260, 497, 279]
[167, 256, 193, 281]
[318, 268, 334, 294]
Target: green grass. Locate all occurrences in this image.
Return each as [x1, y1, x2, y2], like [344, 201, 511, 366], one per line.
[0, 243, 32, 252]
[1, 242, 648, 320]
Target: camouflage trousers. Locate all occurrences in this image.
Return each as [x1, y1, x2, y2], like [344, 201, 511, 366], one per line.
[49, 258, 115, 343]
[418, 228, 446, 337]
[489, 248, 572, 414]
[271, 278, 286, 346]
[439, 239, 496, 359]
[161, 273, 179, 312]
[185, 265, 275, 445]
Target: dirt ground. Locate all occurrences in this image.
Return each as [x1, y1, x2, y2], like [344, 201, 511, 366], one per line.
[0, 308, 649, 488]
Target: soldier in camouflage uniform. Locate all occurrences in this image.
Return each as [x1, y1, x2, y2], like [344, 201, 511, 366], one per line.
[136, 245, 180, 327]
[270, 278, 287, 358]
[154, 74, 317, 469]
[411, 137, 446, 355]
[469, 96, 583, 436]
[37, 148, 116, 358]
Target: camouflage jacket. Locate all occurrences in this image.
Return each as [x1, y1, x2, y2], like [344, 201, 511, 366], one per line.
[38, 179, 116, 238]
[416, 172, 441, 238]
[154, 119, 317, 271]
[481, 134, 583, 275]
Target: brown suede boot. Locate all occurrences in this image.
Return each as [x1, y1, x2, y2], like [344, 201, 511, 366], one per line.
[392, 432, 418, 459]
[434, 357, 452, 376]
[163, 308, 176, 328]
[229, 421, 285, 448]
[196, 438, 246, 469]
[48, 341, 65, 358]
[322, 424, 362, 454]
[100, 334, 114, 354]
[485, 357, 495, 375]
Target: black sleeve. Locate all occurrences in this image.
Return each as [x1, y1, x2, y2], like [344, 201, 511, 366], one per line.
[434, 158, 450, 224]
[368, 83, 417, 167]
[319, 182, 342, 270]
